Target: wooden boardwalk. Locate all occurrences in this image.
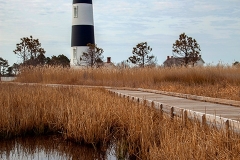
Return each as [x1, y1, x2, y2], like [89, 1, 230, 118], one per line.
[109, 89, 240, 121]
[108, 88, 240, 132]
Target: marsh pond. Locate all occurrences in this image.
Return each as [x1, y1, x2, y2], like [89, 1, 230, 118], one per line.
[0, 135, 117, 160]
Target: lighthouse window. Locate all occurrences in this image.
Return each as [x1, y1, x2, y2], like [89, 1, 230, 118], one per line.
[73, 48, 77, 59]
[73, 6, 78, 18]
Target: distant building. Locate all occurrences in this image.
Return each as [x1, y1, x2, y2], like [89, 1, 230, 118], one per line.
[163, 55, 205, 67]
[102, 57, 115, 68]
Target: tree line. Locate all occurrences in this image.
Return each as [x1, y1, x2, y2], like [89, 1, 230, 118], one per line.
[13, 35, 70, 67]
[1, 33, 239, 76]
[0, 36, 70, 77]
[81, 32, 235, 68]
[79, 33, 202, 68]
[0, 32, 204, 76]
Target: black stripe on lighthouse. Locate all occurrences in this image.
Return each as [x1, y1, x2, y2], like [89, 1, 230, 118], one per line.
[71, 0, 95, 47]
[71, 25, 95, 46]
[73, 0, 92, 4]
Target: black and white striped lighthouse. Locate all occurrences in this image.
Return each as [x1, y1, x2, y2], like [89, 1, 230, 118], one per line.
[71, 0, 95, 66]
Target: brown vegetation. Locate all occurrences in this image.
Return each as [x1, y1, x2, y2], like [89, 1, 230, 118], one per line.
[16, 66, 240, 100]
[0, 83, 240, 159]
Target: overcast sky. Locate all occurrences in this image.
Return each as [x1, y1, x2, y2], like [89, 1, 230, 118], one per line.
[0, 0, 240, 66]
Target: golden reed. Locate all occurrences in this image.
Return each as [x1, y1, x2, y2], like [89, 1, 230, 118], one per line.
[0, 83, 239, 159]
[16, 66, 240, 101]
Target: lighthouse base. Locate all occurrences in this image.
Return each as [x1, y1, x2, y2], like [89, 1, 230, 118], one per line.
[70, 46, 88, 67]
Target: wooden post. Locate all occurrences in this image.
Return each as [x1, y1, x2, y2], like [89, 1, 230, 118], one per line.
[170, 107, 174, 119]
[151, 101, 155, 108]
[160, 104, 163, 113]
[202, 114, 206, 129]
[183, 110, 188, 126]
[225, 120, 230, 137]
[225, 120, 231, 151]
[159, 104, 163, 119]
[158, 104, 163, 119]
[127, 96, 130, 102]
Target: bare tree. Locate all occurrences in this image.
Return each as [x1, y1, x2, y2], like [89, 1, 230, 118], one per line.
[28, 35, 46, 59]
[80, 43, 104, 68]
[13, 36, 45, 64]
[116, 60, 131, 69]
[128, 42, 156, 68]
[13, 37, 29, 62]
[172, 33, 201, 67]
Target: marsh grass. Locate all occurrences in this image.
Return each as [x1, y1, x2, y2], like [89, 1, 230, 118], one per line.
[16, 66, 240, 100]
[0, 83, 240, 159]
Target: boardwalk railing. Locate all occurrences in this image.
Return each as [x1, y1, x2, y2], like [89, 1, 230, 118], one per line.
[0, 77, 16, 82]
[118, 88, 240, 107]
[109, 90, 240, 134]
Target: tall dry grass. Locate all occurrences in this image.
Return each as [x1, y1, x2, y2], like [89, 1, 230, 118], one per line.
[15, 66, 240, 100]
[0, 83, 240, 159]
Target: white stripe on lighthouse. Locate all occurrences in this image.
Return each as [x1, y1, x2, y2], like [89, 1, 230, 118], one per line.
[72, 4, 94, 26]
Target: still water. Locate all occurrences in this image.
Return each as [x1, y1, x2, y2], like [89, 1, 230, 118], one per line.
[0, 135, 116, 160]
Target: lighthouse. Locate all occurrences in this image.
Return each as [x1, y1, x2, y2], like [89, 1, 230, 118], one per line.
[71, 0, 95, 66]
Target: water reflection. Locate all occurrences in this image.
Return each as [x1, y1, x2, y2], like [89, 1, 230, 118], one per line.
[0, 135, 116, 160]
